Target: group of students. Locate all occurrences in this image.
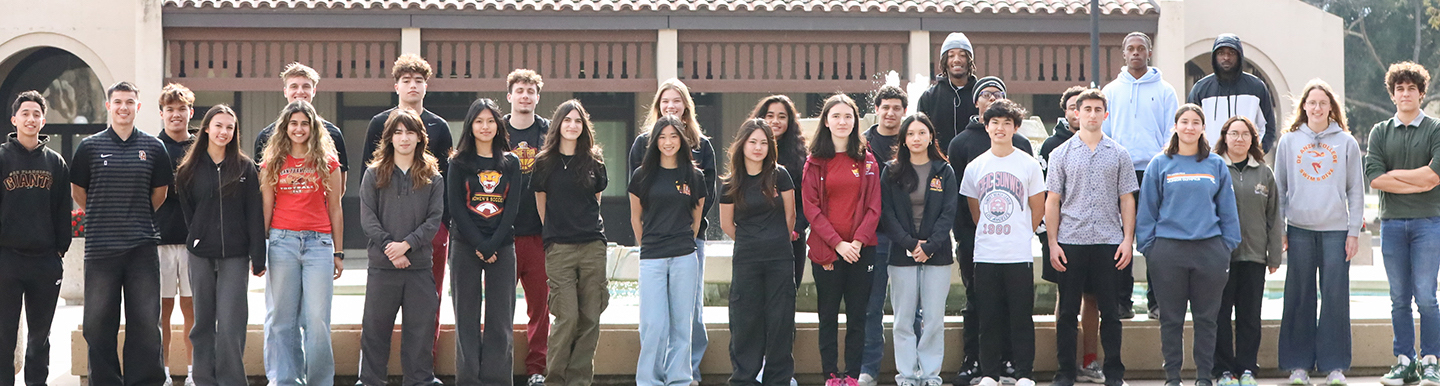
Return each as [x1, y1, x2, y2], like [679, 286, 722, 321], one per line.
[0, 28, 1434, 386]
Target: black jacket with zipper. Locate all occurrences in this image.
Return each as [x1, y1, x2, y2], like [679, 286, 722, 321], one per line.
[0, 133, 71, 257]
[879, 159, 957, 266]
[177, 151, 266, 273]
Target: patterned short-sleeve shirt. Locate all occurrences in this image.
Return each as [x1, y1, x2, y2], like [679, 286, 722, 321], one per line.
[1046, 135, 1139, 245]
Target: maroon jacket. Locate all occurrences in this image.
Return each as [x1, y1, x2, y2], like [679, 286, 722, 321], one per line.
[802, 152, 882, 266]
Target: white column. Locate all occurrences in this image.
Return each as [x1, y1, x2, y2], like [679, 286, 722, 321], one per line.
[402, 27, 422, 56]
[656, 29, 678, 85]
[908, 30, 930, 82]
[1154, 0, 1186, 101]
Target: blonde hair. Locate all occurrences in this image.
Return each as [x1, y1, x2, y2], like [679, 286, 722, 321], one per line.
[260, 100, 337, 194]
[279, 63, 320, 85]
[641, 78, 705, 149]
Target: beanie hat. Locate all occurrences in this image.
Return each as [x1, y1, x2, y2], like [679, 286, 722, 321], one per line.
[940, 32, 973, 58]
[973, 76, 1006, 101]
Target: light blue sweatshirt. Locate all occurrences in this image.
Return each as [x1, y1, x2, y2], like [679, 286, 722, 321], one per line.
[1273, 122, 1366, 236]
[1102, 67, 1180, 171]
[1136, 152, 1242, 255]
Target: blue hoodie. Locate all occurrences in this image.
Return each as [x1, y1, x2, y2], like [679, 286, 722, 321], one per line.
[1136, 152, 1241, 256]
[1101, 66, 1179, 171]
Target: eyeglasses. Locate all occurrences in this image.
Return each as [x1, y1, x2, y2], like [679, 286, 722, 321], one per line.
[1225, 131, 1251, 138]
[978, 91, 1006, 100]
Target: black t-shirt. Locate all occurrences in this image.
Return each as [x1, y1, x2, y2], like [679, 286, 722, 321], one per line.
[628, 166, 706, 259]
[719, 166, 795, 263]
[506, 114, 549, 236]
[864, 126, 899, 164]
[533, 155, 608, 244]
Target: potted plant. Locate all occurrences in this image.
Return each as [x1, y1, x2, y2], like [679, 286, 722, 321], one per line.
[60, 208, 85, 305]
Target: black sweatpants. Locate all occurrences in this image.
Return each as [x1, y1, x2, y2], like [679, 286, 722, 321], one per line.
[729, 259, 796, 386]
[791, 239, 807, 287]
[1213, 261, 1266, 377]
[1055, 244, 1125, 382]
[0, 250, 62, 386]
[359, 268, 441, 386]
[1150, 237, 1229, 382]
[84, 244, 166, 386]
[974, 262, 1035, 380]
[812, 246, 875, 378]
[957, 226, 980, 364]
[451, 242, 517, 386]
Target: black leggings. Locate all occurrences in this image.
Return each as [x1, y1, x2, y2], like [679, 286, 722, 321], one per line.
[813, 247, 875, 377]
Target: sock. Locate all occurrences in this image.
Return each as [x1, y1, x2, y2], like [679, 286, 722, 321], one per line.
[1083, 354, 1097, 367]
[1401, 355, 1413, 366]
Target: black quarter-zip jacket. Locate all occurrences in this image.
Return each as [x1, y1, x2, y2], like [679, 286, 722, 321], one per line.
[177, 151, 267, 273]
[0, 133, 71, 256]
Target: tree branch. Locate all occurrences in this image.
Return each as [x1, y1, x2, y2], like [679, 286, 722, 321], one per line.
[1348, 97, 1395, 116]
[1416, 0, 1425, 62]
[1349, 15, 1390, 73]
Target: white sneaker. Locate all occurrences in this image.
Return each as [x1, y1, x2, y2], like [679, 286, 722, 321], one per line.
[184, 366, 195, 386]
[1016, 378, 1037, 386]
[1325, 370, 1347, 386]
[978, 377, 1000, 386]
[163, 367, 174, 386]
[858, 373, 877, 386]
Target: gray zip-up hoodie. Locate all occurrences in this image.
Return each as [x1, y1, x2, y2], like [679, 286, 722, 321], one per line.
[1222, 154, 1283, 267]
[360, 167, 444, 270]
[1274, 122, 1366, 236]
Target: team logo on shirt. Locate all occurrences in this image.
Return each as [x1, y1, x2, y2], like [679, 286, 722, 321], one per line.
[468, 184, 506, 219]
[676, 182, 692, 196]
[929, 176, 944, 192]
[978, 171, 1025, 224]
[478, 170, 501, 193]
[851, 164, 860, 177]
[3, 170, 52, 190]
[1254, 183, 1269, 197]
[1295, 143, 1337, 182]
[515, 142, 538, 173]
[138, 150, 147, 161]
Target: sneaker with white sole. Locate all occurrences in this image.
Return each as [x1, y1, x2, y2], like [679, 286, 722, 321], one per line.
[921, 379, 942, 386]
[163, 367, 174, 386]
[1288, 369, 1311, 385]
[1421, 356, 1440, 386]
[1238, 371, 1258, 386]
[1216, 372, 1237, 386]
[978, 377, 1000, 386]
[184, 366, 195, 386]
[858, 373, 877, 386]
[528, 374, 546, 386]
[1016, 378, 1036, 386]
[1001, 362, 1019, 385]
[1077, 362, 1105, 384]
[1384, 356, 1420, 386]
[1325, 370, 1347, 386]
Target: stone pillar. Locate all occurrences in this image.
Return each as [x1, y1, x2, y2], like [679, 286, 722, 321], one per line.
[908, 30, 930, 83]
[1154, 0, 1186, 102]
[402, 27, 422, 56]
[656, 29, 678, 85]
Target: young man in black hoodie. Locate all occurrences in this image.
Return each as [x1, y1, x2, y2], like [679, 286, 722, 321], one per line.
[947, 76, 1033, 386]
[919, 32, 978, 155]
[503, 69, 553, 386]
[858, 85, 907, 386]
[0, 91, 71, 386]
[155, 83, 197, 385]
[1187, 33, 1277, 153]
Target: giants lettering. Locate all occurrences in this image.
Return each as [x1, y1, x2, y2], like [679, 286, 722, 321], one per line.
[4, 170, 52, 191]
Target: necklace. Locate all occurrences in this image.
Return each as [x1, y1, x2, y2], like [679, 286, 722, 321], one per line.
[561, 155, 573, 170]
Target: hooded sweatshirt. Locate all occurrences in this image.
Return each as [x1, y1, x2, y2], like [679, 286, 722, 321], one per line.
[1102, 67, 1179, 171]
[177, 151, 266, 273]
[1039, 119, 1075, 174]
[1274, 122, 1365, 235]
[1187, 34, 1278, 153]
[0, 134, 71, 257]
[919, 73, 980, 154]
[1222, 154, 1282, 267]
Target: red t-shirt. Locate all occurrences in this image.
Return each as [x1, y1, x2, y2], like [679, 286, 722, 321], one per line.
[270, 154, 340, 233]
[823, 156, 862, 241]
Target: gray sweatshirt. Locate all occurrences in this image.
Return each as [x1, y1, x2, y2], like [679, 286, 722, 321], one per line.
[1223, 154, 1283, 267]
[360, 167, 444, 270]
[1274, 122, 1366, 236]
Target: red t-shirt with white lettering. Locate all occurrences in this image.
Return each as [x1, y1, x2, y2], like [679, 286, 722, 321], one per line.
[269, 154, 340, 233]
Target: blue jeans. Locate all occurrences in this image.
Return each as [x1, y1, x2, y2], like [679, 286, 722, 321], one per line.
[263, 229, 336, 386]
[1382, 217, 1440, 359]
[1278, 226, 1351, 372]
[638, 252, 700, 386]
[692, 238, 710, 382]
[861, 236, 891, 376]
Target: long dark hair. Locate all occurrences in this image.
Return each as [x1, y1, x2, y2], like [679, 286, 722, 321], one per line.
[748, 95, 807, 169]
[176, 105, 250, 195]
[1215, 116, 1266, 162]
[808, 94, 865, 161]
[886, 113, 947, 192]
[722, 119, 778, 210]
[534, 99, 605, 190]
[1164, 103, 1211, 161]
[635, 115, 700, 208]
[452, 98, 511, 168]
[367, 109, 440, 190]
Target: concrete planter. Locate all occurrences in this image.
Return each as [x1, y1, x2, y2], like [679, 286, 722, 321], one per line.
[60, 237, 84, 305]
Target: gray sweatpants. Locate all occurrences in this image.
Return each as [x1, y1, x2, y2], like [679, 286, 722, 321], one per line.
[188, 255, 251, 386]
[359, 268, 440, 386]
[1149, 237, 1230, 382]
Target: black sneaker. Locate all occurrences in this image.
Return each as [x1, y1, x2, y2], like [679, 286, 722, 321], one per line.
[1051, 373, 1076, 386]
[1001, 362, 1019, 385]
[528, 374, 545, 386]
[1164, 380, 1182, 386]
[954, 362, 981, 386]
[1197, 379, 1214, 386]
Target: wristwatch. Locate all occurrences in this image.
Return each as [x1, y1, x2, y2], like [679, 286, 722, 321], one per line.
[333, 251, 345, 260]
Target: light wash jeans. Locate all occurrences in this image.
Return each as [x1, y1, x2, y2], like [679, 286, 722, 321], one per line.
[890, 264, 950, 385]
[1382, 217, 1440, 358]
[638, 252, 700, 386]
[692, 238, 710, 382]
[263, 229, 336, 386]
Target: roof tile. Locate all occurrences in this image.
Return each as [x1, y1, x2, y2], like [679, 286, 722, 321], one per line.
[162, 0, 1156, 15]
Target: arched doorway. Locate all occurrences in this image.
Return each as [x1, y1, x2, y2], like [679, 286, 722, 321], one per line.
[0, 47, 107, 160]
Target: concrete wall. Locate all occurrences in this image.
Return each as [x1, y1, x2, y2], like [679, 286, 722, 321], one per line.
[0, 0, 164, 133]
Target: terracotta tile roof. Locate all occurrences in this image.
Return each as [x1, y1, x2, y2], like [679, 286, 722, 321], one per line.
[163, 0, 1157, 15]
